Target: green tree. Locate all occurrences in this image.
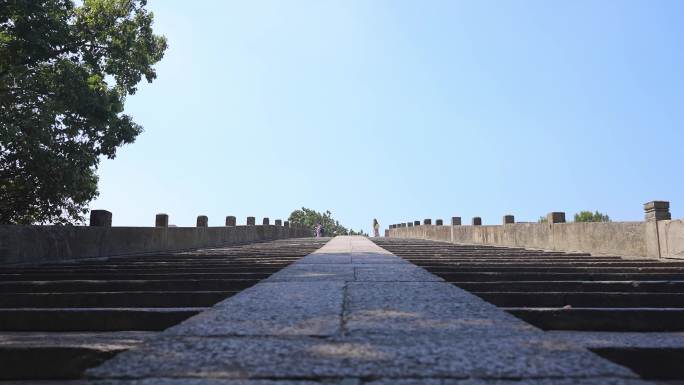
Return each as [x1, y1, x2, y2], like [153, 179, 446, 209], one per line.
[574, 211, 611, 223]
[288, 207, 366, 237]
[0, 0, 167, 224]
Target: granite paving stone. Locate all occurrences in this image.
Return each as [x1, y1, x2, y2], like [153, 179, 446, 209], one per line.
[89, 334, 636, 380]
[296, 254, 352, 264]
[350, 254, 408, 264]
[354, 264, 443, 282]
[345, 282, 537, 335]
[166, 281, 344, 337]
[265, 264, 355, 282]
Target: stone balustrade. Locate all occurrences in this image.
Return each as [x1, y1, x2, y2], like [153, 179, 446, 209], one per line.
[388, 201, 683, 259]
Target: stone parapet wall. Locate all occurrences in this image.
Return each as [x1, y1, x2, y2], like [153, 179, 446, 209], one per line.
[389, 219, 684, 259]
[0, 225, 310, 265]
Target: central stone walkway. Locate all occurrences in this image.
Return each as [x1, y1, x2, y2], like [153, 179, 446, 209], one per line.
[88, 236, 649, 384]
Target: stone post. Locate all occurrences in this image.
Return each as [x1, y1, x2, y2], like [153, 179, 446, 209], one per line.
[89, 210, 112, 227]
[424, 219, 432, 225]
[472, 217, 482, 226]
[196, 215, 208, 227]
[225, 216, 236, 226]
[246, 216, 255, 226]
[408, 222, 413, 227]
[155, 213, 169, 227]
[547, 212, 566, 224]
[385, 229, 389, 237]
[414, 220, 421, 226]
[436, 219, 443, 226]
[275, 219, 282, 226]
[451, 217, 461, 226]
[503, 215, 515, 224]
[644, 201, 671, 221]
[263, 217, 270, 225]
[645, 201, 671, 259]
[284, 221, 290, 227]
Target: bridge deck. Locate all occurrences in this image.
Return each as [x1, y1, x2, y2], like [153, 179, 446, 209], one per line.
[83, 236, 648, 384]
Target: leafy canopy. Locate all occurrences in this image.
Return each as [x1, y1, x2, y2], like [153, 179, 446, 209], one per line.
[574, 211, 611, 223]
[288, 207, 367, 236]
[0, 0, 167, 224]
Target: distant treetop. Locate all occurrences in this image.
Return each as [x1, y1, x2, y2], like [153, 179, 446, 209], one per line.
[288, 207, 367, 236]
[574, 211, 611, 223]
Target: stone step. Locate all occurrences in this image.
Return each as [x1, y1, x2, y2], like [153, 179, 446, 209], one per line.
[0, 308, 205, 331]
[456, 280, 684, 293]
[0, 272, 273, 281]
[0, 279, 259, 293]
[0, 346, 122, 380]
[1, 266, 284, 274]
[439, 272, 684, 281]
[420, 261, 684, 268]
[425, 266, 684, 273]
[506, 307, 684, 332]
[0, 291, 235, 308]
[476, 291, 684, 308]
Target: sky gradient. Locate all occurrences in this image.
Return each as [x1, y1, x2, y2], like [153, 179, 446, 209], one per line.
[90, 0, 684, 232]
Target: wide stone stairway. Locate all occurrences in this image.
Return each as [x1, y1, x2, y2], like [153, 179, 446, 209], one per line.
[3, 235, 682, 383]
[0, 238, 328, 381]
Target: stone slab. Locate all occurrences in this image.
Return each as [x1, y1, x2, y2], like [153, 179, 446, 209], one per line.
[89, 334, 635, 380]
[166, 282, 344, 337]
[295, 253, 352, 264]
[345, 282, 537, 336]
[354, 265, 443, 282]
[265, 264, 355, 282]
[350, 254, 408, 264]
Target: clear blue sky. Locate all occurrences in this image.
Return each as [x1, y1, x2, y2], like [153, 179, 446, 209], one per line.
[90, 0, 684, 232]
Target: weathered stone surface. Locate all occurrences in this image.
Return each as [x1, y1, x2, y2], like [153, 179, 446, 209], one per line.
[225, 216, 237, 226]
[196, 215, 208, 227]
[166, 282, 344, 337]
[547, 212, 566, 224]
[155, 213, 168, 227]
[345, 282, 536, 336]
[89, 210, 112, 227]
[296, 253, 352, 264]
[265, 263, 355, 282]
[350, 254, 408, 264]
[354, 265, 442, 282]
[89, 333, 634, 380]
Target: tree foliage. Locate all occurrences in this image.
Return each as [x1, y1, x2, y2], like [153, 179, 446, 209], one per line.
[574, 210, 610, 223]
[0, 0, 167, 224]
[288, 207, 367, 236]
